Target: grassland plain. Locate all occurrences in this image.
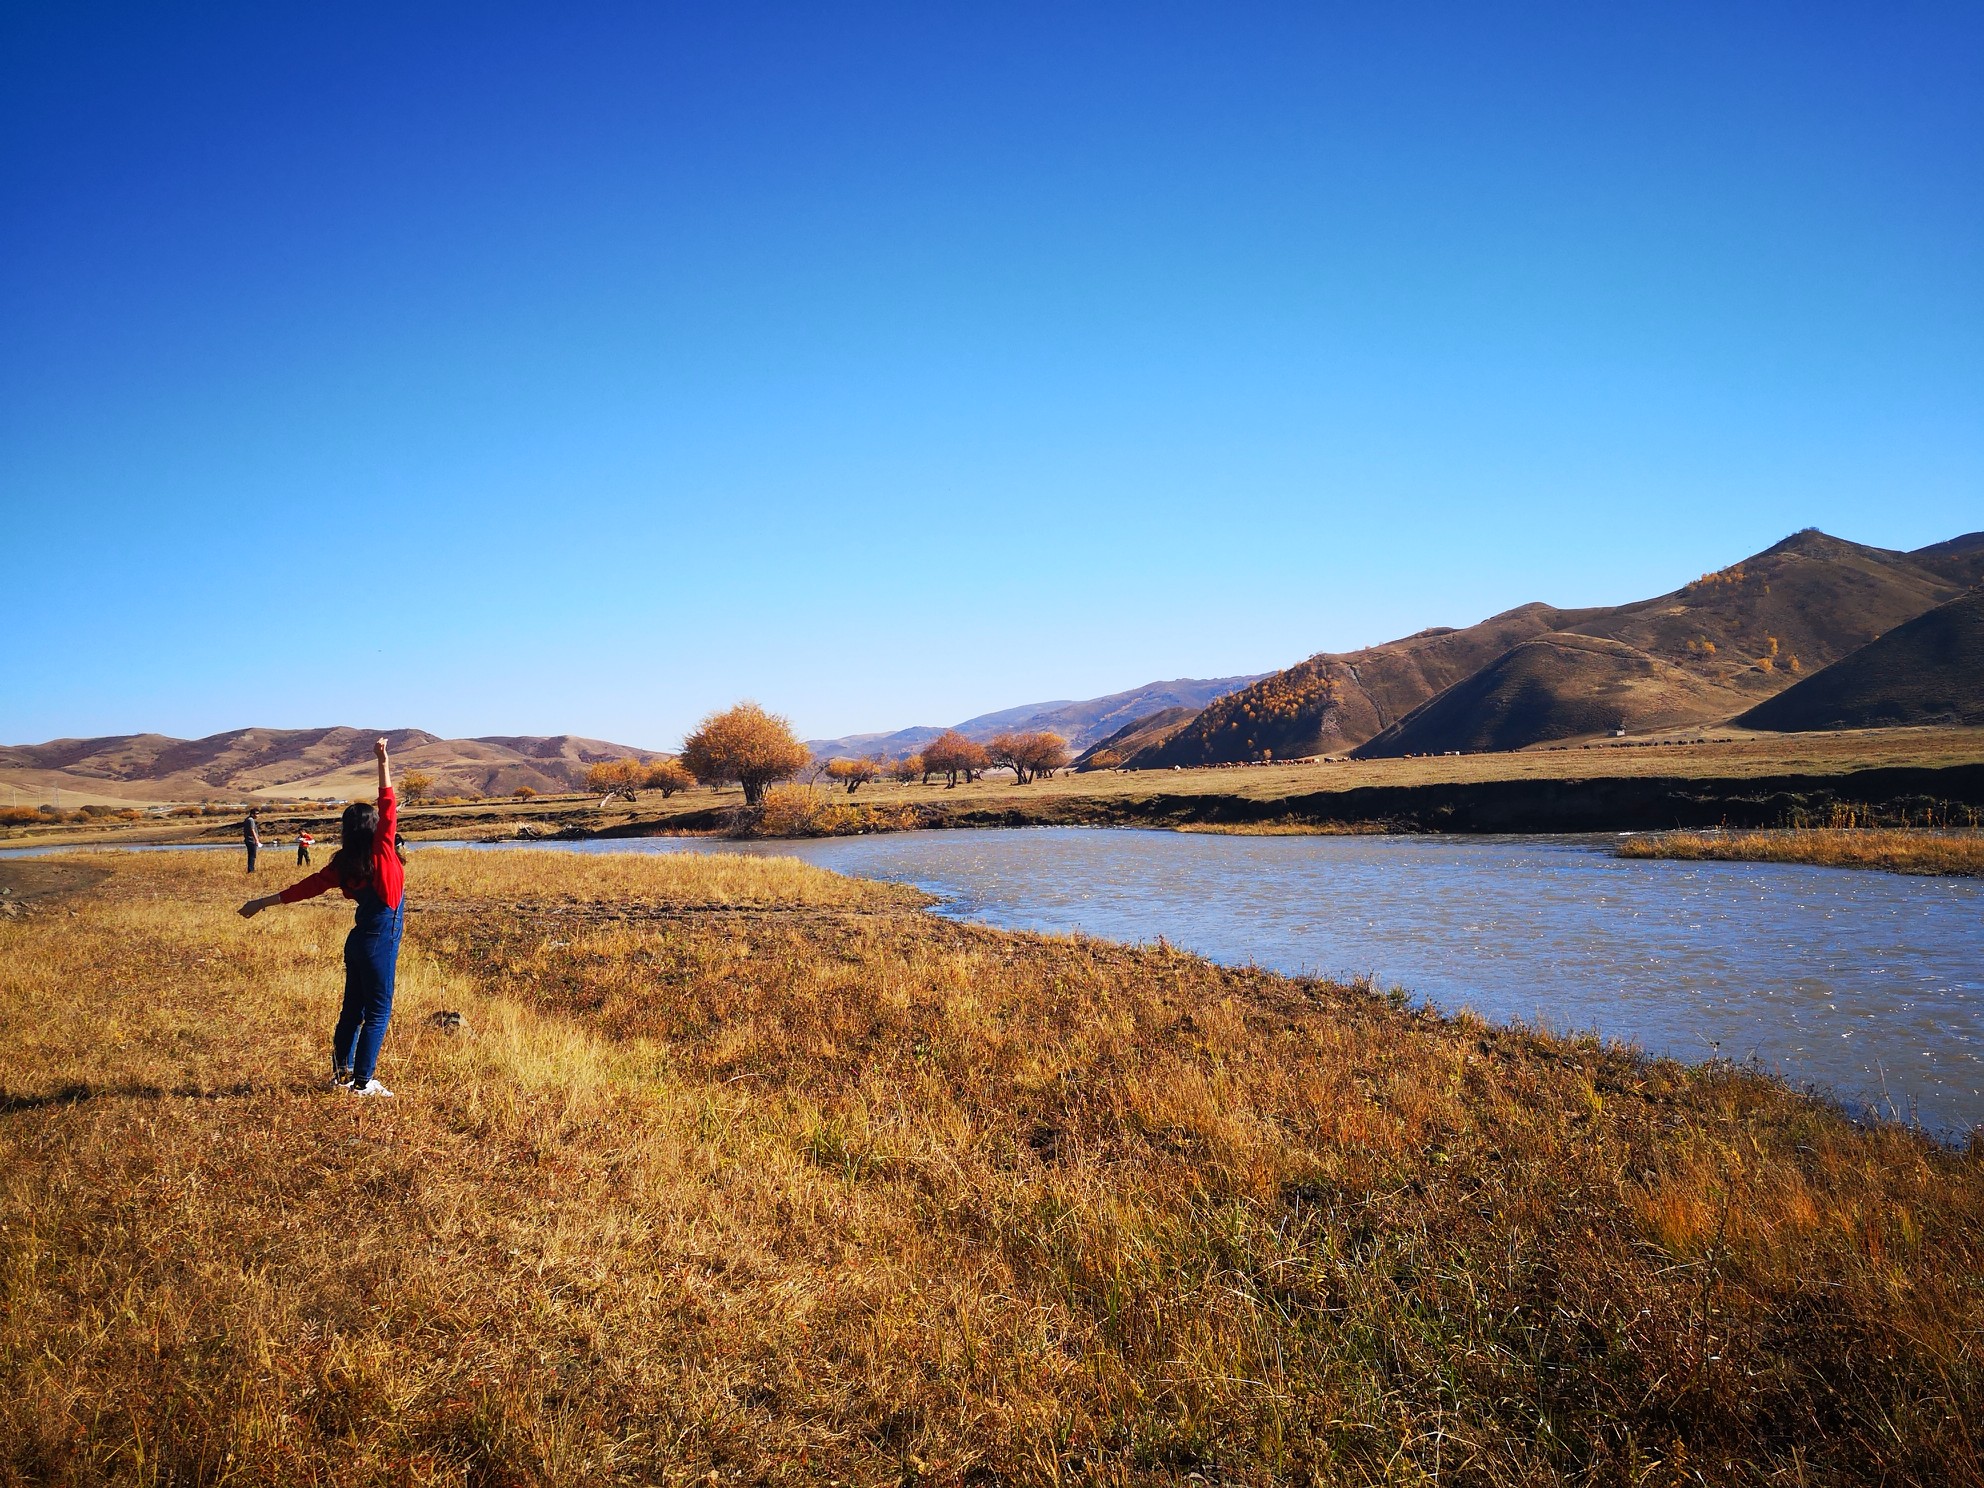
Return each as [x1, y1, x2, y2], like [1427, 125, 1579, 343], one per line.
[1618, 827, 1984, 876]
[3, 850, 1982, 1486]
[7, 727, 1984, 852]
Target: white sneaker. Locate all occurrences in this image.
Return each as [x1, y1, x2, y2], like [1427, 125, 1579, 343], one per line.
[348, 1079, 395, 1098]
[331, 1067, 354, 1089]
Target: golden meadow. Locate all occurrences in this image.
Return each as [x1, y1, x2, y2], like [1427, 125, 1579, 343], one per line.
[3, 848, 1981, 1485]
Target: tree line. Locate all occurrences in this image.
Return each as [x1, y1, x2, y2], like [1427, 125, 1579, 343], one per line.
[579, 706, 1069, 807]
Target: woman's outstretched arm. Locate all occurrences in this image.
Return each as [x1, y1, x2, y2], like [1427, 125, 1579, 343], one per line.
[376, 736, 391, 797]
[241, 863, 340, 917]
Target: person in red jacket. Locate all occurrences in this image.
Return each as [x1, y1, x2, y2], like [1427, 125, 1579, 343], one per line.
[240, 737, 407, 1097]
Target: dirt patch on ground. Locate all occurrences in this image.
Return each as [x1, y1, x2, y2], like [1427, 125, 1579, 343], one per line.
[0, 859, 112, 911]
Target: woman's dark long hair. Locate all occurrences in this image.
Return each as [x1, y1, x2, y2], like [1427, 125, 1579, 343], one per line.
[330, 802, 379, 893]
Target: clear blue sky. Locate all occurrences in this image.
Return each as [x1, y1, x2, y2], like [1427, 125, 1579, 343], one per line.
[4, 2, 1978, 748]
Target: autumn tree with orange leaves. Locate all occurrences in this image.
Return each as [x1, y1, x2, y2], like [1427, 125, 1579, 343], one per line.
[826, 757, 879, 794]
[680, 703, 810, 806]
[585, 757, 647, 806]
[921, 730, 989, 788]
[988, 731, 1068, 784]
[647, 758, 695, 797]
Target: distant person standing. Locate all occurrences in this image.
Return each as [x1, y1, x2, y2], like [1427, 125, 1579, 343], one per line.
[242, 809, 261, 873]
[239, 739, 407, 1098]
[296, 829, 314, 866]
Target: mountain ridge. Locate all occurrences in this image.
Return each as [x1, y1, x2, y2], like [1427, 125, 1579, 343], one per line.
[1121, 529, 1981, 766]
[803, 674, 1269, 760]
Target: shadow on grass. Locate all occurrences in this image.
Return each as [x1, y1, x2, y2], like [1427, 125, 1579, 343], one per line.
[0, 1079, 304, 1114]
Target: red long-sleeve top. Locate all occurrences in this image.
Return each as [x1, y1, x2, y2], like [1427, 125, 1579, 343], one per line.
[278, 786, 403, 910]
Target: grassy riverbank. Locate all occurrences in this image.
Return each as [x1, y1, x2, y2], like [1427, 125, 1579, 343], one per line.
[1619, 827, 1984, 876]
[5, 849, 1981, 1485]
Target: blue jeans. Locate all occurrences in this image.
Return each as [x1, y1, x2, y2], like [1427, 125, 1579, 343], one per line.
[334, 898, 403, 1083]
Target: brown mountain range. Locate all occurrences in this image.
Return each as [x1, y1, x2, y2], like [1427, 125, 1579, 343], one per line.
[0, 727, 658, 805]
[1118, 529, 1982, 766]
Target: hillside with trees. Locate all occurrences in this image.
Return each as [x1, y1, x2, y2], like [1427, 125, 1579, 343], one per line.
[1072, 706, 1200, 770]
[1115, 529, 1980, 766]
[1736, 587, 1984, 732]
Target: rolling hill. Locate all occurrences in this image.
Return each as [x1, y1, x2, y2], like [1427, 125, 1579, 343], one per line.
[1126, 604, 1600, 767]
[1735, 588, 1984, 732]
[1353, 530, 1973, 757]
[803, 674, 1267, 761]
[0, 727, 660, 804]
[1071, 706, 1201, 769]
[1355, 635, 1751, 757]
[1120, 529, 1981, 766]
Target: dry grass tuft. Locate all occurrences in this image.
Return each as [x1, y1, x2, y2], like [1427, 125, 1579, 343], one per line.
[1619, 826, 1984, 876]
[3, 847, 1981, 1485]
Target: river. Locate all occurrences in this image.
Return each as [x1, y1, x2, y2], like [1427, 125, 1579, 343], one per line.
[461, 828, 1983, 1137]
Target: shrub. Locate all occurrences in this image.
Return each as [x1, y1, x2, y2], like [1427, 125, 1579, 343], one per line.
[756, 783, 823, 836]
[753, 785, 920, 838]
[512, 786, 537, 800]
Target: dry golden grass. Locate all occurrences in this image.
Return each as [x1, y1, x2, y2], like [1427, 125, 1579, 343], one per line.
[1619, 827, 1984, 876]
[401, 845, 927, 909]
[4, 848, 1982, 1485]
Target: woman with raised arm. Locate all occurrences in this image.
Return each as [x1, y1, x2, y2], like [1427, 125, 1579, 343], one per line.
[240, 737, 406, 1097]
